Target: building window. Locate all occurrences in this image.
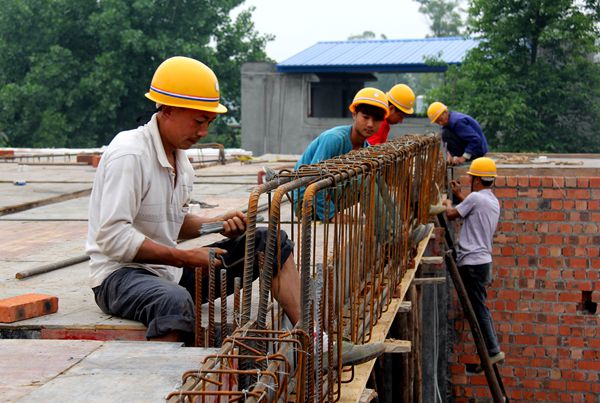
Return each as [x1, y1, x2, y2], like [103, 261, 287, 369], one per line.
[308, 73, 376, 118]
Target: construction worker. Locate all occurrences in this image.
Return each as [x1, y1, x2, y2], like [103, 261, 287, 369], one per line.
[442, 157, 504, 373]
[86, 56, 300, 342]
[294, 87, 389, 221]
[292, 87, 430, 243]
[367, 83, 416, 145]
[427, 102, 488, 166]
[86, 56, 382, 366]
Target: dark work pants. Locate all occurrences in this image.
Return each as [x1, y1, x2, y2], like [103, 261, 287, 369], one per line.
[93, 227, 293, 339]
[458, 262, 500, 355]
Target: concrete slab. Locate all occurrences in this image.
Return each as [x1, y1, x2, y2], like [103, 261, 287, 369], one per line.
[0, 339, 218, 402]
[0, 159, 302, 339]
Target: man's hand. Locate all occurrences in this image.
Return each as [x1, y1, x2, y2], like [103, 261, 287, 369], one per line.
[450, 155, 466, 165]
[219, 211, 247, 238]
[450, 180, 462, 196]
[180, 246, 227, 269]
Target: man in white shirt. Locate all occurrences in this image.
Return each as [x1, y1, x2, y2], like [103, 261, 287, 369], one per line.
[86, 56, 301, 342]
[442, 157, 504, 373]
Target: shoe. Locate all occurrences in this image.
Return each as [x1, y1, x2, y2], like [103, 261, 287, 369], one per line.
[322, 341, 385, 371]
[467, 351, 506, 375]
[410, 223, 434, 247]
[263, 166, 278, 182]
[429, 203, 447, 216]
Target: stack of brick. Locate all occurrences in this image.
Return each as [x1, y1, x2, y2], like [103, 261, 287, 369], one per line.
[449, 174, 600, 402]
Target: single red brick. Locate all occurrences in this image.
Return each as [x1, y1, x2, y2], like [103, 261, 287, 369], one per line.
[567, 189, 590, 199]
[495, 188, 518, 198]
[0, 293, 58, 323]
[506, 176, 519, 187]
[518, 176, 529, 187]
[530, 176, 542, 187]
[567, 381, 591, 392]
[91, 155, 102, 168]
[565, 177, 578, 187]
[76, 154, 94, 164]
[589, 177, 600, 188]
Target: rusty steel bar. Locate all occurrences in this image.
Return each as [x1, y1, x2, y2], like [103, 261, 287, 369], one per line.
[172, 135, 443, 403]
[194, 266, 203, 347]
[220, 268, 228, 343]
[208, 248, 216, 347]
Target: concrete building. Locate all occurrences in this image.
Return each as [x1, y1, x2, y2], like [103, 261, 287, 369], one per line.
[241, 37, 479, 156]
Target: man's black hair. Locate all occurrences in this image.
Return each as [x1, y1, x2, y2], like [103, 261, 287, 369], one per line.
[354, 103, 386, 121]
[480, 178, 494, 187]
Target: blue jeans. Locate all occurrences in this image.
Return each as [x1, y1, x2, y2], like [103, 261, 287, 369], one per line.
[458, 263, 500, 355]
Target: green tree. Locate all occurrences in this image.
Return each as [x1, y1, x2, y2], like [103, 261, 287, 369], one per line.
[433, 0, 600, 152]
[0, 0, 271, 148]
[415, 0, 464, 37]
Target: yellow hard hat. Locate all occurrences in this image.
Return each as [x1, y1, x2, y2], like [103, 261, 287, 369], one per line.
[145, 56, 227, 114]
[427, 101, 448, 123]
[387, 84, 415, 114]
[467, 157, 497, 177]
[349, 87, 390, 118]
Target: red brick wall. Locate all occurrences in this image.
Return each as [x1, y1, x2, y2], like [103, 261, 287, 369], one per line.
[450, 175, 600, 402]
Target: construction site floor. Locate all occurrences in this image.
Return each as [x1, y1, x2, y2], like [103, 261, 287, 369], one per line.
[0, 157, 296, 340]
[0, 339, 218, 402]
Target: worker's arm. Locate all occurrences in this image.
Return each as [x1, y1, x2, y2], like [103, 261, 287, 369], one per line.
[91, 155, 224, 269]
[307, 137, 346, 221]
[178, 210, 247, 240]
[442, 199, 461, 220]
[133, 238, 226, 268]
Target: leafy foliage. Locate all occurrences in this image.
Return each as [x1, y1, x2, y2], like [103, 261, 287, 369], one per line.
[348, 31, 388, 40]
[415, 0, 464, 37]
[432, 0, 600, 152]
[0, 0, 271, 148]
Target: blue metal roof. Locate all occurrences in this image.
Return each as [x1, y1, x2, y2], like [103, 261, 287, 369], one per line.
[276, 37, 480, 73]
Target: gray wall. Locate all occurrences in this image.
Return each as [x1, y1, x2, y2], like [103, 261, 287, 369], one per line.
[241, 62, 439, 156]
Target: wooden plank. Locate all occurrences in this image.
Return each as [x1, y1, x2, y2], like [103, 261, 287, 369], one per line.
[420, 256, 443, 265]
[340, 228, 434, 403]
[359, 388, 378, 403]
[413, 285, 423, 402]
[413, 277, 446, 285]
[383, 339, 412, 353]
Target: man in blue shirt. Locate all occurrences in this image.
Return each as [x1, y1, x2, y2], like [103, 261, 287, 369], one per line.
[294, 87, 389, 221]
[427, 102, 488, 166]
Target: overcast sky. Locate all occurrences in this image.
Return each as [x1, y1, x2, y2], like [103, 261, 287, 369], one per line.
[235, 0, 433, 62]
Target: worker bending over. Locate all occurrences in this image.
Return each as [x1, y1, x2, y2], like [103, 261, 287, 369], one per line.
[428, 102, 488, 166]
[442, 157, 504, 373]
[294, 87, 389, 221]
[367, 83, 416, 145]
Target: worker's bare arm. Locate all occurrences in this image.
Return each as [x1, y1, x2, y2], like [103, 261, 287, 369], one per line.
[133, 238, 226, 268]
[442, 199, 461, 220]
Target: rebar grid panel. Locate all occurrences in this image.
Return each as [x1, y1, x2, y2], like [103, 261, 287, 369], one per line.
[172, 134, 442, 402]
[168, 326, 309, 403]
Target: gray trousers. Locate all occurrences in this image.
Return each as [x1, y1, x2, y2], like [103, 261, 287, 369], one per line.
[93, 228, 293, 339]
